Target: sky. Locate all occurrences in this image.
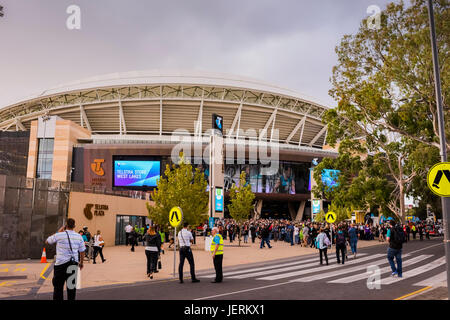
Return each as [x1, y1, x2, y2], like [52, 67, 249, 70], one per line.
[0, 0, 394, 109]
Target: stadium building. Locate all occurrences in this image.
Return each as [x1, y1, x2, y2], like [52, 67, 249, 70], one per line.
[0, 70, 338, 250]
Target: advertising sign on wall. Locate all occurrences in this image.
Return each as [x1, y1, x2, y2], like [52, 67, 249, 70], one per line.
[113, 160, 160, 187]
[312, 199, 321, 214]
[215, 187, 224, 212]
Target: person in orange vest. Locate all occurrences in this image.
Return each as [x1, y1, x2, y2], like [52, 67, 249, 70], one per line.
[210, 227, 224, 283]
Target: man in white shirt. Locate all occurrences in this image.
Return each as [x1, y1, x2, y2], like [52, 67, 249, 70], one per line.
[177, 222, 200, 284]
[125, 223, 133, 246]
[45, 218, 86, 300]
[294, 225, 299, 245]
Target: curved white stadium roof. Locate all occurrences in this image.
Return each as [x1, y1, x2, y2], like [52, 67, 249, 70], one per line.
[2, 70, 328, 110]
[0, 70, 332, 150]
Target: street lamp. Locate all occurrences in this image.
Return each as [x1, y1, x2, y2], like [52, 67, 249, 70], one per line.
[426, 0, 450, 299]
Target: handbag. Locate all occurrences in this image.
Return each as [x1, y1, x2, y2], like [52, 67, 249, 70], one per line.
[65, 231, 79, 266]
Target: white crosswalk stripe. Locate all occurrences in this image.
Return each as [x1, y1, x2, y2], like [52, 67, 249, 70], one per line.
[328, 254, 432, 284]
[226, 253, 368, 280]
[201, 255, 337, 279]
[413, 271, 447, 287]
[290, 254, 425, 283]
[256, 254, 385, 281]
[380, 256, 446, 285]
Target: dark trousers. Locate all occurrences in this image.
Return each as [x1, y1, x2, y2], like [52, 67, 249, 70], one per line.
[412, 232, 417, 240]
[336, 244, 346, 264]
[179, 247, 196, 281]
[260, 237, 272, 248]
[52, 261, 77, 300]
[145, 250, 159, 274]
[125, 232, 130, 246]
[251, 234, 256, 243]
[213, 254, 223, 282]
[319, 248, 328, 265]
[93, 246, 105, 263]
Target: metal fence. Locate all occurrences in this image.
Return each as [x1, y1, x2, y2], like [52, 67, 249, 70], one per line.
[0, 174, 151, 260]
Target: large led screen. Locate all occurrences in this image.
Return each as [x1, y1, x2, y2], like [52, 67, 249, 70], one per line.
[321, 169, 340, 189]
[114, 160, 160, 187]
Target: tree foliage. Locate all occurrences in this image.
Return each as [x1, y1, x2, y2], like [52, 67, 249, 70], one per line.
[228, 171, 256, 246]
[323, 0, 448, 222]
[228, 171, 256, 224]
[147, 155, 209, 231]
[314, 203, 352, 224]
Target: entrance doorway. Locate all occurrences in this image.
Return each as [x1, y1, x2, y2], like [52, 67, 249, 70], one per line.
[115, 215, 148, 245]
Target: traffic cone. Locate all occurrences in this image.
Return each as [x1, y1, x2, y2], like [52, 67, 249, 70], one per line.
[40, 248, 47, 263]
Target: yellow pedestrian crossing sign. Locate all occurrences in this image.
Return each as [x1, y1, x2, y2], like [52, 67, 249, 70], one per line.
[427, 162, 450, 197]
[169, 207, 183, 227]
[325, 211, 337, 223]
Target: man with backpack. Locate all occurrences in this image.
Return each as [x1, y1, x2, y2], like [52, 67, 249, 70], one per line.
[335, 225, 347, 264]
[386, 220, 406, 278]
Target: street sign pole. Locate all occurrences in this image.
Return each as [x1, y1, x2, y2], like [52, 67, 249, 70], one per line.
[427, 0, 450, 299]
[169, 206, 183, 279]
[173, 227, 176, 278]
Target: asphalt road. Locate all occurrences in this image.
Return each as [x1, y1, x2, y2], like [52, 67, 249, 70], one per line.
[8, 237, 447, 300]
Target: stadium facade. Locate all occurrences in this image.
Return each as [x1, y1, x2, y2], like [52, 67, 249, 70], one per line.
[0, 70, 337, 248]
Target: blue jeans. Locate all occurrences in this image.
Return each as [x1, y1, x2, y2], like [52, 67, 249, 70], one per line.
[260, 237, 272, 248]
[387, 247, 402, 276]
[350, 240, 357, 254]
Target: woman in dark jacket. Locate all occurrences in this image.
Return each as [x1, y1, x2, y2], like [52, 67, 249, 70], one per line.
[144, 226, 162, 279]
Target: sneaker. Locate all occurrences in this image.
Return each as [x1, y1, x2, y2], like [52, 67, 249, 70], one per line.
[397, 274, 403, 278]
[192, 279, 200, 283]
[391, 272, 398, 277]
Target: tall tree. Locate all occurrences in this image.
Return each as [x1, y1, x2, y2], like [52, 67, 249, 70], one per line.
[147, 154, 209, 231]
[228, 171, 256, 246]
[324, 0, 449, 222]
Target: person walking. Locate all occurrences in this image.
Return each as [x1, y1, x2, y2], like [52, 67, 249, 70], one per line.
[92, 230, 106, 264]
[243, 224, 249, 243]
[386, 220, 405, 278]
[348, 223, 358, 259]
[315, 228, 330, 265]
[144, 226, 162, 279]
[45, 218, 85, 300]
[129, 229, 138, 252]
[250, 224, 257, 243]
[302, 224, 309, 247]
[411, 224, 417, 240]
[294, 225, 299, 245]
[125, 223, 133, 246]
[418, 224, 424, 241]
[178, 222, 200, 284]
[259, 224, 272, 249]
[335, 226, 347, 265]
[210, 227, 224, 283]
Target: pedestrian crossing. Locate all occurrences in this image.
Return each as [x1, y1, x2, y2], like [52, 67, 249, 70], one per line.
[200, 252, 446, 286]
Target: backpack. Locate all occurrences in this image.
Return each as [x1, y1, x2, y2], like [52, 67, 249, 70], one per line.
[390, 226, 406, 249]
[336, 232, 346, 245]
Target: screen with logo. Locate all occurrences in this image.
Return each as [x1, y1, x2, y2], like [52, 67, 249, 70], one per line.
[321, 169, 340, 189]
[215, 187, 224, 212]
[113, 160, 160, 187]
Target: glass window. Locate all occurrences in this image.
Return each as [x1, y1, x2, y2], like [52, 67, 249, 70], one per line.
[36, 138, 54, 179]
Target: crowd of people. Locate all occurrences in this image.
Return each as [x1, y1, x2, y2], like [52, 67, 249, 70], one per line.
[46, 216, 442, 300]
